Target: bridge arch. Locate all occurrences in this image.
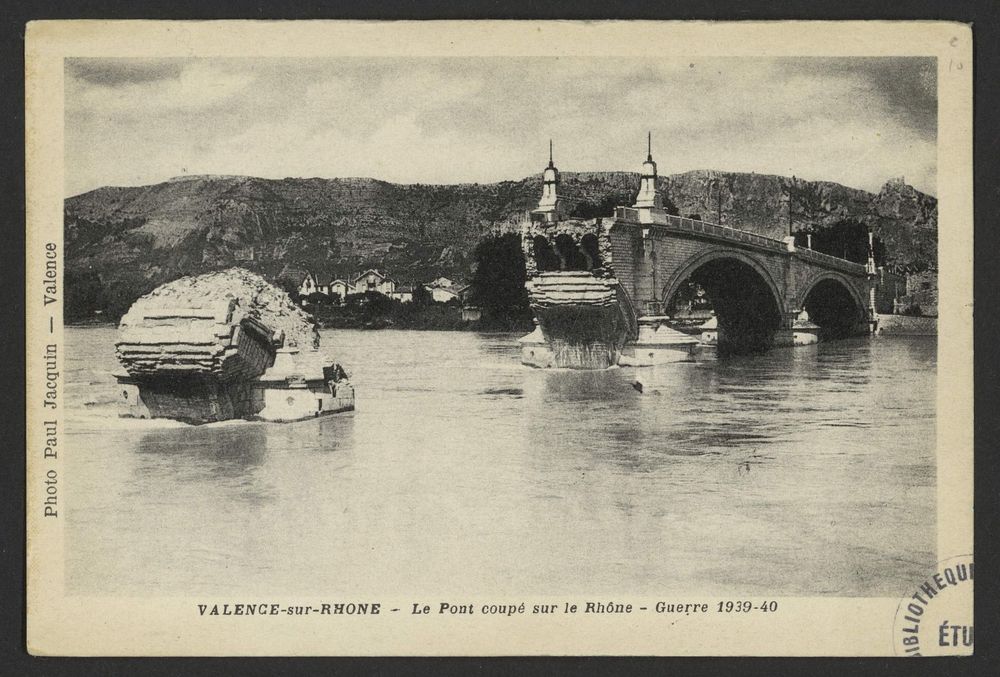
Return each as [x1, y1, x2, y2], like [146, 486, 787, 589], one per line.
[795, 270, 867, 314]
[662, 248, 787, 316]
[662, 247, 786, 355]
[795, 271, 869, 337]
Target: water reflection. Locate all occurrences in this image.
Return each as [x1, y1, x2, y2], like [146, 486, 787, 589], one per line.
[137, 425, 269, 478]
[64, 327, 936, 597]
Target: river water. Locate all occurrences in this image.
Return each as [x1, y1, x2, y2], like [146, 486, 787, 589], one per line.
[63, 326, 936, 597]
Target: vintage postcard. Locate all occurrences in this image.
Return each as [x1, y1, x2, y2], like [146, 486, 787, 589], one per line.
[25, 20, 973, 656]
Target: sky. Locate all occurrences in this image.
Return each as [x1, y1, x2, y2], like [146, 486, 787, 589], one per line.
[64, 56, 937, 197]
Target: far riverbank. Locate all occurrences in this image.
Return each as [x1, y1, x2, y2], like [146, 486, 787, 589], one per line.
[875, 313, 937, 336]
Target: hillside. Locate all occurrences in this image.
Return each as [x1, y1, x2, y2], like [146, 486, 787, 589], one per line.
[64, 171, 937, 321]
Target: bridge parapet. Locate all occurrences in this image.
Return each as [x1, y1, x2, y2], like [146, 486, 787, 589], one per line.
[615, 206, 787, 254]
[614, 206, 867, 275]
[792, 246, 867, 275]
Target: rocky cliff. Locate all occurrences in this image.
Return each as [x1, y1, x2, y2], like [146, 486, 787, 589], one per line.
[64, 171, 936, 321]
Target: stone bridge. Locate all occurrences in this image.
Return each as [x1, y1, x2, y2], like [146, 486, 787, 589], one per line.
[608, 206, 874, 350]
[520, 140, 876, 366]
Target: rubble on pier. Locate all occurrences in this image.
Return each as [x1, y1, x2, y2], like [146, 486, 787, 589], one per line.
[114, 268, 353, 424]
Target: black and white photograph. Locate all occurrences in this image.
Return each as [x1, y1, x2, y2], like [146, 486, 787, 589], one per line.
[25, 20, 973, 656]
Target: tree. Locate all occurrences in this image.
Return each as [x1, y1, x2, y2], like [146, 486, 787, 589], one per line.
[806, 220, 886, 266]
[569, 190, 632, 219]
[567, 189, 679, 219]
[306, 291, 332, 306]
[102, 270, 159, 321]
[468, 232, 533, 330]
[275, 276, 302, 305]
[662, 193, 680, 216]
[411, 284, 433, 307]
[361, 290, 393, 314]
[64, 269, 105, 322]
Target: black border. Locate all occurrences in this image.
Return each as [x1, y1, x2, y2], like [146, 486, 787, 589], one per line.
[3, 1, 998, 675]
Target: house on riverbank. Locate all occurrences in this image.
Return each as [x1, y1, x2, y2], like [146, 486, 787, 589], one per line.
[296, 269, 397, 302]
[898, 269, 938, 316]
[291, 268, 481, 315]
[872, 265, 938, 317]
[327, 278, 350, 298]
[425, 277, 470, 304]
[352, 269, 397, 296]
[297, 271, 321, 297]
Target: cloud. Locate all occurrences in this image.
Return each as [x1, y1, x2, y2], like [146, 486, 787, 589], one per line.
[66, 59, 256, 117]
[67, 58, 186, 86]
[774, 57, 937, 140]
[63, 57, 937, 197]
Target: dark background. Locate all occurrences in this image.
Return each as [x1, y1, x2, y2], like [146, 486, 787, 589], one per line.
[2, 1, 997, 675]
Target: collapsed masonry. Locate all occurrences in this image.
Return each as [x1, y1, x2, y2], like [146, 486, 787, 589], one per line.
[114, 268, 354, 424]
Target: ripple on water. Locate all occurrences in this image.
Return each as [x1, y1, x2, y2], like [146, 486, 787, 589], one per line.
[62, 327, 936, 598]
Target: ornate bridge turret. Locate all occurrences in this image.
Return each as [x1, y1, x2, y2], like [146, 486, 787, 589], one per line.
[519, 144, 639, 369]
[633, 132, 663, 217]
[531, 139, 564, 223]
